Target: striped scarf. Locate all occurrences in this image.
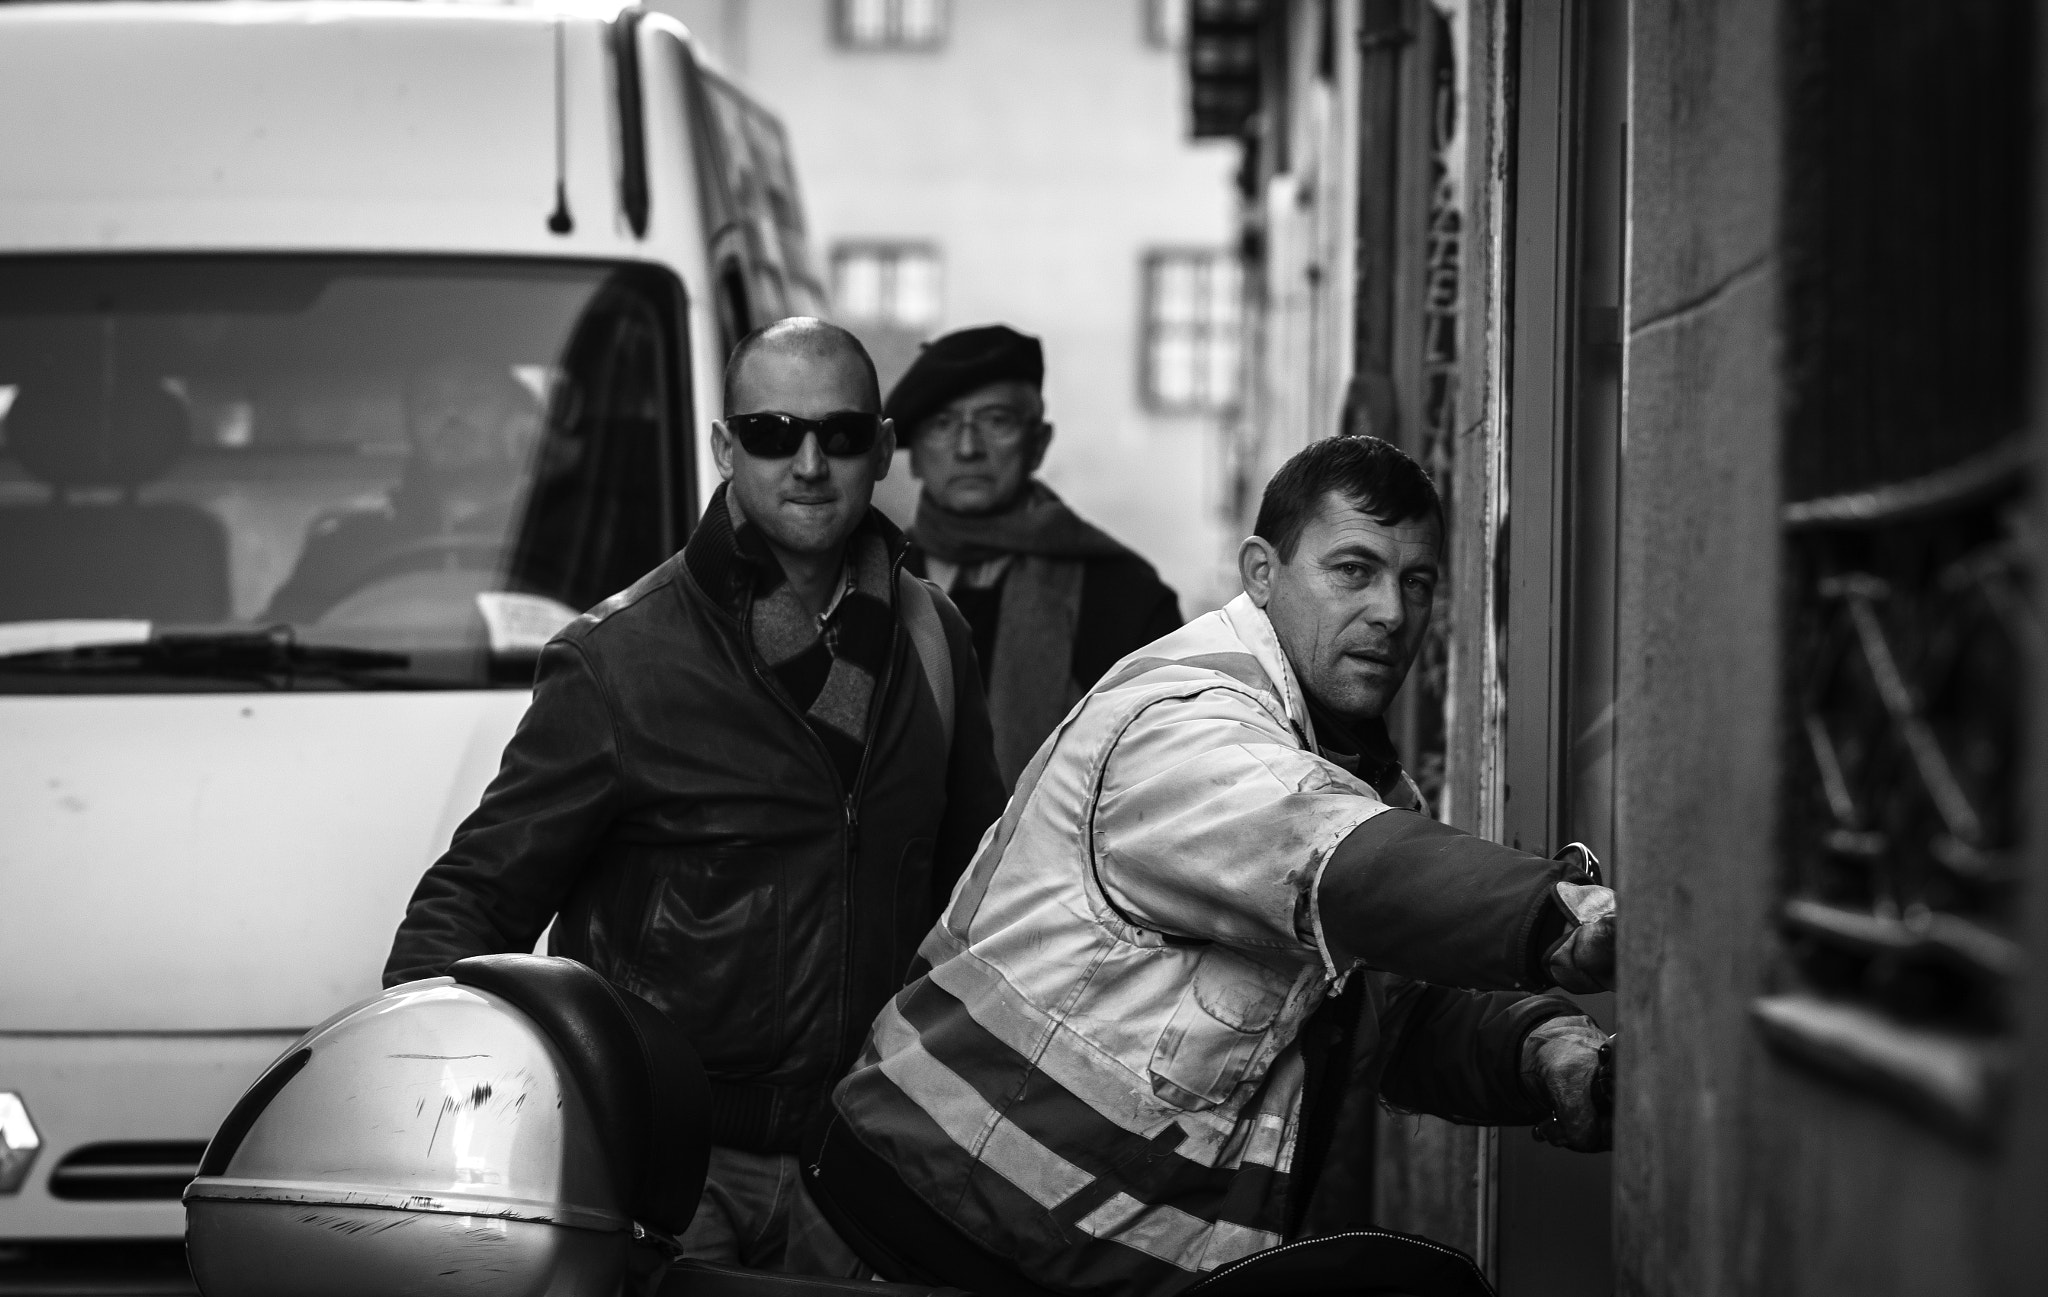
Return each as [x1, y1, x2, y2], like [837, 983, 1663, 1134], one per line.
[743, 521, 895, 789]
[912, 480, 1134, 785]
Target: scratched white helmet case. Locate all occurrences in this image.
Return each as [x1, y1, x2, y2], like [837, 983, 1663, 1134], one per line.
[183, 956, 709, 1297]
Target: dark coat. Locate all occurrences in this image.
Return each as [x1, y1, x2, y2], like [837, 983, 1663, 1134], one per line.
[383, 497, 1008, 1154]
[906, 548, 1183, 696]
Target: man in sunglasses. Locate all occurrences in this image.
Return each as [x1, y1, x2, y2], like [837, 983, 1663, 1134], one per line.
[888, 324, 1182, 786]
[383, 318, 1007, 1277]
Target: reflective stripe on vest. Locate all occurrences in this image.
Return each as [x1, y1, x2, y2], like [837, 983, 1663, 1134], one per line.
[838, 973, 1291, 1297]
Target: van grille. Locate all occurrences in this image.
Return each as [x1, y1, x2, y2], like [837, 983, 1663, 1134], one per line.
[48, 1141, 207, 1200]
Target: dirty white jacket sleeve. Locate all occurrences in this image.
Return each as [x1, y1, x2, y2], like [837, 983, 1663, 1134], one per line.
[1090, 686, 1393, 963]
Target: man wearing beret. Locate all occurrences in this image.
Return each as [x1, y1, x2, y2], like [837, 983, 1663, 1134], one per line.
[886, 324, 1183, 785]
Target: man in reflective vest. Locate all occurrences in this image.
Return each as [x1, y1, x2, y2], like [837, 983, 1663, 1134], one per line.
[811, 435, 1616, 1297]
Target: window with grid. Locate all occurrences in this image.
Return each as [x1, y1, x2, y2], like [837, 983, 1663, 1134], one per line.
[835, 0, 946, 50]
[1754, 0, 2030, 1148]
[1141, 250, 1242, 413]
[830, 244, 942, 330]
[698, 70, 826, 323]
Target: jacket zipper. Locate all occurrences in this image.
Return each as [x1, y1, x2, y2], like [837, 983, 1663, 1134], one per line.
[739, 552, 906, 1096]
[836, 555, 903, 1068]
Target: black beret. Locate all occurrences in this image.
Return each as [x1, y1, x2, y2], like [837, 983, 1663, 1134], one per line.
[882, 324, 1044, 432]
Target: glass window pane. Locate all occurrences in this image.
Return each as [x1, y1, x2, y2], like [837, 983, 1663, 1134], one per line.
[834, 245, 939, 327]
[1208, 258, 1241, 322]
[891, 252, 942, 326]
[898, 0, 944, 43]
[1152, 335, 1197, 405]
[1154, 258, 1200, 325]
[1146, 0, 1186, 49]
[1142, 250, 1242, 410]
[0, 256, 679, 689]
[833, 251, 884, 319]
[1205, 328, 1241, 404]
[843, 0, 890, 44]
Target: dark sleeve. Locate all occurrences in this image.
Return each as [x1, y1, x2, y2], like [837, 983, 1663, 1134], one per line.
[1376, 980, 1577, 1125]
[1138, 579, 1182, 643]
[1319, 809, 1572, 991]
[929, 588, 1007, 911]
[1071, 555, 1184, 689]
[261, 512, 377, 623]
[382, 636, 624, 986]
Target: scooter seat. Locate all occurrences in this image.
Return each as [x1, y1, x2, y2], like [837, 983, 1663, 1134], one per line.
[659, 1259, 967, 1297]
[1182, 1228, 1494, 1297]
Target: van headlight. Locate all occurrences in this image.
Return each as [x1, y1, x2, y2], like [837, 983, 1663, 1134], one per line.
[0, 1093, 41, 1194]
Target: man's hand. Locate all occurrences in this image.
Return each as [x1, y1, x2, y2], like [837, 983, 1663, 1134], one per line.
[1545, 880, 1616, 993]
[1521, 1015, 1613, 1152]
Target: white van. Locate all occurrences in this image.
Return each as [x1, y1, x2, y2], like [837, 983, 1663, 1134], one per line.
[0, 0, 821, 1244]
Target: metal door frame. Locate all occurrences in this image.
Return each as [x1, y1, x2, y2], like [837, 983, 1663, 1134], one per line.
[1497, 0, 1627, 1289]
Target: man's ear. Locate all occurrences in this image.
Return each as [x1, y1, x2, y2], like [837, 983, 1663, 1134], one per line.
[871, 418, 896, 481]
[1025, 421, 1054, 475]
[710, 419, 737, 481]
[1239, 535, 1278, 607]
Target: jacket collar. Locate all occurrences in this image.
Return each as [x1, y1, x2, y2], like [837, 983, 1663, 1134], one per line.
[683, 481, 910, 618]
[1221, 593, 1311, 738]
[1218, 593, 1404, 787]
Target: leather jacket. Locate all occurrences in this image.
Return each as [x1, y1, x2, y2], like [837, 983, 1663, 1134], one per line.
[384, 492, 1008, 1153]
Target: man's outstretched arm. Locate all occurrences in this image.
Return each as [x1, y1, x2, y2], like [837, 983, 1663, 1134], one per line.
[1090, 690, 1615, 996]
[382, 635, 623, 986]
[1375, 981, 1613, 1151]
[1376, 982, 1567, 1123]
[1316, 809, 1616, 993]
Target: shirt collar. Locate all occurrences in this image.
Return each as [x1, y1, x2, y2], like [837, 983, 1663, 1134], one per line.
[1222, 593, 1407, 794]
[815, 562, 856, 627]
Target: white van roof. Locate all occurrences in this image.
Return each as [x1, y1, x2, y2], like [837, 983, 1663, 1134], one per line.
[0, 2, 663, 258]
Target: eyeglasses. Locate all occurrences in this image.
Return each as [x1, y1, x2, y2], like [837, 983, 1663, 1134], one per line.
[915, 405, 1038, 449]
[724, 410, 885, 458]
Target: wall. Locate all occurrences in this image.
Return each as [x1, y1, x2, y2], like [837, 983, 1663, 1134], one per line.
[1617, 0, 2044, 1291]
[1203, 0, 2048, 1290]
[1614, 0, 1789, 1288]
[1236, 0, 1363, 524]
[1375, 0, 1507, 1269]
[2003, 7, 2048, 1277]
[653, 0, 1243, 610]
[1223, 0, 1514, 1267]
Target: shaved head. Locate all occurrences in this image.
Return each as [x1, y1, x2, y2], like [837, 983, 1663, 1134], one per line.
[723, 317, 881, 416]
[711, 316, 895, 569]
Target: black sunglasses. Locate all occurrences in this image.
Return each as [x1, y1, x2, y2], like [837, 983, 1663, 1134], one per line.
[724, 410, 884, 458]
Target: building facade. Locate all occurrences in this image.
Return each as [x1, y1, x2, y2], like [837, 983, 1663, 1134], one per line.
[1199, 1, 2048, 1294]
[653, 0, 1246, 611]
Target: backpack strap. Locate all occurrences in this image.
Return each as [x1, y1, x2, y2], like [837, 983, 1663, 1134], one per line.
[897, 569, 956, 755]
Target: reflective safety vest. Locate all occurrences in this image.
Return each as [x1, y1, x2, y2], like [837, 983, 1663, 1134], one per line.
[832, 595, 1401, 1297]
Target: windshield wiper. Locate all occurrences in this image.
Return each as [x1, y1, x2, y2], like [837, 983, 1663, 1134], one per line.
[0, 627, 412, 687]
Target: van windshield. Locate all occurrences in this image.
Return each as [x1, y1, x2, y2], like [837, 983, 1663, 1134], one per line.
[0, 256, 686, 691]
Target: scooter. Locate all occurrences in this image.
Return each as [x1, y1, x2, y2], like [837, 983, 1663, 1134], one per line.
[182, 955, 1511, 1297]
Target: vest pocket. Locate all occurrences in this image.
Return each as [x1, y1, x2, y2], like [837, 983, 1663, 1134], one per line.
[1146, 948, 1287, 1111]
